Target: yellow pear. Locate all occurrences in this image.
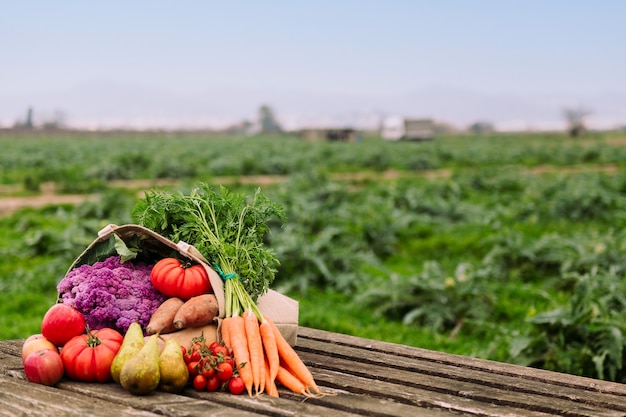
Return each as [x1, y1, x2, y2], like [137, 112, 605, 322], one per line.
[110, 322, 145, 384]
[158, 338, 189, 393]
[119, 334, 160, 395]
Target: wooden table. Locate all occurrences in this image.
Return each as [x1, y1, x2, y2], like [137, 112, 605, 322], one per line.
[2, 327, 626, 416]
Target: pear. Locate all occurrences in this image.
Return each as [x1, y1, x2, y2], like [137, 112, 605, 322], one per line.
[110, 322, 145, 384]
[157, 338, 189, 393]
[119, 334, 160, 395]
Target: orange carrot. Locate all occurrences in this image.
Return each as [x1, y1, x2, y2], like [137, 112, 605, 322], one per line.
[268, 318, 321, 395]
[243, 309, 264, 394]
[259, 350, 267, 395]
[220, 317, 232, 348]
[260, 317, 279, 386]
[264, 356, 279, 397]
[229, 315, 253, 396]
[275, 364, 309, 396]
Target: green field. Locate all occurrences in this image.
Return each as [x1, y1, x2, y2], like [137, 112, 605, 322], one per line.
[2, 130, 626, 383]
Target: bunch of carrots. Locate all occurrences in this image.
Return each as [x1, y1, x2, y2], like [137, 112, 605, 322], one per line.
[219, 273, 323, 398]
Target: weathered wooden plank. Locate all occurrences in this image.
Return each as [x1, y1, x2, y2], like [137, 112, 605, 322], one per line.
[281, 383, 530, 417]
[4, 331, 626, 417]
[295, 337, 626, 412]
[0, 351, 22, 374]
[186, 388, 366, 417]
[298, 327, 626, 396]
[58, 381, 269, 417]
[298, 356, 573, 417]
[191, 386, 470, 417]
[1, 338, 471, 416]
[296, 345, 626, 417]
[0, 340, 22, 357]
[0, 374, 158, 417]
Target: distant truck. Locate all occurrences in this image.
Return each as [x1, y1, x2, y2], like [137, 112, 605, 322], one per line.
[381, 117, 435, 141]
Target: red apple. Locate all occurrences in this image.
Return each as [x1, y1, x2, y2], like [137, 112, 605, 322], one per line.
[23, 349, 65, 386]
[21, 334, 58, 364]
[41, 303, 86, 347]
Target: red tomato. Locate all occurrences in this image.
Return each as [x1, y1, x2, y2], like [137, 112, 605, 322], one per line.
[206, 375, 221, 392]
[202, 365, 216, 378]
[187, 361, 199, 377]
[193, 374, 207, 391]
[216, 362, 233, 382]
[60, 328, 123, 383]
[223, 356, 235, 370]
[190, 348, 201, 362]
[228, 376, 245, 395]
[150, 257, 212, 300]
[200, 358, 216, 378]
[212, 345, 229, 357]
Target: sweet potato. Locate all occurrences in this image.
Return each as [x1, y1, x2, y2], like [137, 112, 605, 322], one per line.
[146, 297, 184, 335]
[173, 294, 219, 329]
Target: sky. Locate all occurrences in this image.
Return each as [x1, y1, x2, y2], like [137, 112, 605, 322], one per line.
[1, 1, 625, 131]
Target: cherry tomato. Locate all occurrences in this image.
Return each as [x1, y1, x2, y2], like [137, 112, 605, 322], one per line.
[224, 356, 235, 369]
[187, 361, 199, 377]
[216, 362, 233, 382]
[193, 374, 207, 391]
[190, 348, 201, 362]
[228, 376, 245, 395]
[212, 345, 229, 357]
[201, 363, 216, 378]
[206, 375, 221, 392]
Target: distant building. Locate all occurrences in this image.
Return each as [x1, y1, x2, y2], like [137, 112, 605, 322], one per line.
[381, 117, 435, 141]
[299, 128, 357, 142]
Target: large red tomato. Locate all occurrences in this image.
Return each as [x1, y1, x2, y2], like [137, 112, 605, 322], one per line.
[60, 328, 123, 383]
[150, 257, 212, 300]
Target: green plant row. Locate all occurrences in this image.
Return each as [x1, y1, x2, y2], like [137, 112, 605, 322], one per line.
[1, 132, 625, 191]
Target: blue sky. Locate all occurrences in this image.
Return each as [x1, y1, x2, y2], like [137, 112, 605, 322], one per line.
[1, 1, 625, 130]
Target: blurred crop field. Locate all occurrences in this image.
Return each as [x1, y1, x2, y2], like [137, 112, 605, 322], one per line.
[2, 130, 626, 382]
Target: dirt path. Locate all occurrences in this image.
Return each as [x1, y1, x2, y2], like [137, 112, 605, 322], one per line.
[0, 176, 291, 217]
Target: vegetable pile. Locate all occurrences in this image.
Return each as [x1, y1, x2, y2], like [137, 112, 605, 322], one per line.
[27, 184, 328, 400]
[133, 184, 326, 397]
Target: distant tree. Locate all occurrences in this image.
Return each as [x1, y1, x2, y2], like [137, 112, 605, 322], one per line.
[14, 107, 35, 129]
[258, 105, 282, 134]
[25, 107, 34, 128]
[564, 107, 591, 137]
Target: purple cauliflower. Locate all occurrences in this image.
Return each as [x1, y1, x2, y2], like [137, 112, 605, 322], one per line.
[57, 256, 167, 334]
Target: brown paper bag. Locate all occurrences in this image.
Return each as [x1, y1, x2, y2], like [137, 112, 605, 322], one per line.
[62, 223, 299, 345]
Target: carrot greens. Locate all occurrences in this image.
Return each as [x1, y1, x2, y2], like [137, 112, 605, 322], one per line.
[131, 184, 286, 317]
